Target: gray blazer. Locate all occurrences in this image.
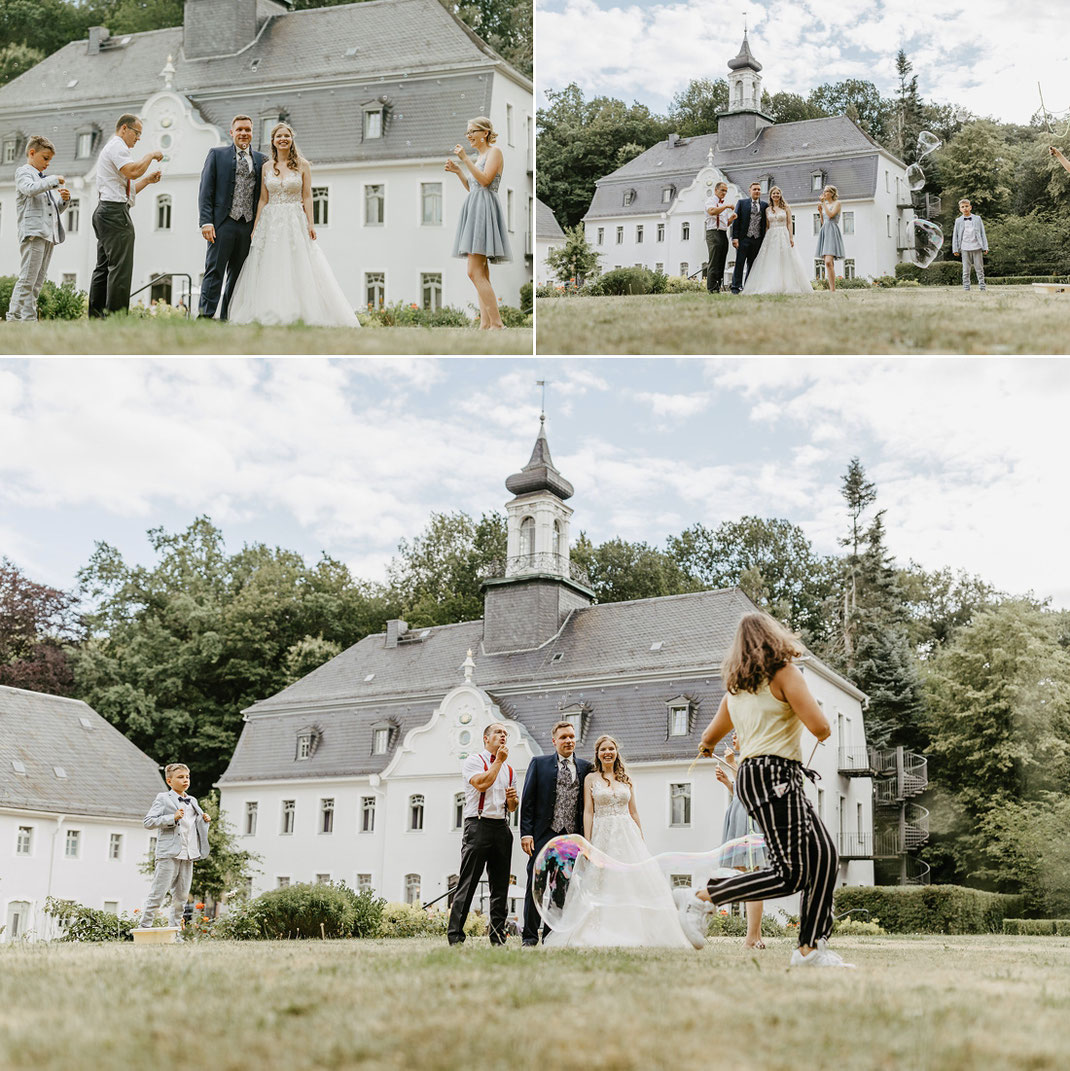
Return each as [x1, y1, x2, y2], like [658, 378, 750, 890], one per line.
[14, 163, 67, 243]
[144, 789, 212, 861]
[951, 213, 987, 255]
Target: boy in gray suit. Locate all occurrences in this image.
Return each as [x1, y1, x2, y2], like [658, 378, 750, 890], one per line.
[138, 763, 211, 930]
[7, 135, 69, 321]
[952, 199, 988, 291]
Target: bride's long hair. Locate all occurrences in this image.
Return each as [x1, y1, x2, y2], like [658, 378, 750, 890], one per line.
[270, 123, 307, 176]
[769, 185, 792, 219]
[592, 734, 631, 787]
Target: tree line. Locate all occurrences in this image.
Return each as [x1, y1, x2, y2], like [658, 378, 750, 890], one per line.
[537, 51, 1070, 277]
[4, 457, 1069, 912]
[0, 0, 531, 84]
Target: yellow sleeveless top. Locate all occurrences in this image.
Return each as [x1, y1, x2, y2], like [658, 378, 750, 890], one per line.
[727, 682, 802, 762]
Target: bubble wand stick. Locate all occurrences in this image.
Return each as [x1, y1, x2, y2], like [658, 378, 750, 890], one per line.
[1038, 82, 1070, 139]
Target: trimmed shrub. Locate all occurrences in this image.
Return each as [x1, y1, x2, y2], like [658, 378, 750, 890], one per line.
[812, 275, 870, 290]
[498, 304, 531, 328]
[649, 268, 669, 294]
[44, 897, 139, 941]
[833, 917, 886, 936]
[588, 266, 655, 296]
[211, 898, 264, 940]
[1003, 919, 1070, 936]
[377, 902, 487, 938]
[350, 886, 386, 938]
[358, 301, 472, 328]
[833, 885, 1023, 934]
[664, 274, 705, 293]
[519, 281, 533, 314]
[705, 909, 786, 938]
[253, 881, 357, 939]
[872, 275, 899, 288]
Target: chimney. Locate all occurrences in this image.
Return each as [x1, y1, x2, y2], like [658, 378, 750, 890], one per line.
[183, 0, 260, 60]
[88, 27, 110, 55]
[667, 132, 679, 148]
[385, 620, 408, 649]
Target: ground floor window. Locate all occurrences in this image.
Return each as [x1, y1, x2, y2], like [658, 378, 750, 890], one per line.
[365, 272, 385, 308]
[844, 258, 856, 279]
[813, 259, 827, 281]
[405, 874, 421, 905]
[421, 272, 442, 311]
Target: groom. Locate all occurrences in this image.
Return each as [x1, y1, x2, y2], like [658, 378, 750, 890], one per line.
[730, 181, 769, 294]
[197, 115, 266, 320]
[520, 721, 593, 946]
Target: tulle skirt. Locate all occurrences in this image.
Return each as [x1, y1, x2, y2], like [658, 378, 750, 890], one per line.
[228, 202, 360, 327]
[742, 226, 814, 295]
[452, 186, 512, 263]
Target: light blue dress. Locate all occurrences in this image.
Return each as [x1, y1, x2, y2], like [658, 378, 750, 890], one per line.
[452, 154, 512, 263]
[816, 205, 846, 259]
[721, 794, 768, 869]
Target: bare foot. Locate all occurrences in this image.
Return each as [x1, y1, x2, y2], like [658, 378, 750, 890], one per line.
[744, 938, 766, 949]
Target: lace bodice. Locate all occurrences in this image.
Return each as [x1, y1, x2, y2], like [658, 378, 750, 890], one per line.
[590, 777, 631, 817]
[264, 169, 303, 204]
[475, 155, 502, 193]
[766, 207, 789, 229]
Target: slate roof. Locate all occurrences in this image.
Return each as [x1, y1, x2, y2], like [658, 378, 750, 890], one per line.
[536, 197, 564, 240]
[0, 0, 516, 178]
[585, 117, 896, 220]
[218, 586, 864, 784]
[0, 686, 166, 820]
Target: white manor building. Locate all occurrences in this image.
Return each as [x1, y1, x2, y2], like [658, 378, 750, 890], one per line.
[535, 196, 565, 285]
[0, 686, 166, 941]
[218, 419, 876, 918]
[584, 34, 915, 285]
[0, 0, 533, 312]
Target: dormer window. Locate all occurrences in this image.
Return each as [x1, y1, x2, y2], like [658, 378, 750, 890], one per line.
[559, 704, 591, 743]
[2, 137, 20, 165]
[811, 171, 825, 192]
[666, 696, 694, 738]
[622, 188, 636, 207]
[76, 131, 98, 159]
[364, 105, 384, 140]
[661, 185, 675, 204]
[372, 720, 398, 755]
[760, 175, 772, 197]
[295, 726, 321, 760]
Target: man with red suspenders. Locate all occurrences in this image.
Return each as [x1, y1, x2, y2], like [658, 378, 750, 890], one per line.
[447, 722, 519, 945]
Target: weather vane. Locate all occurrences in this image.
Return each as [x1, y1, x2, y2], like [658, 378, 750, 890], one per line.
[536, 378, 547, 420]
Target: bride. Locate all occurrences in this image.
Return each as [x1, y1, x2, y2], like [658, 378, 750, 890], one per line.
[544, 735, 691, 948]
[227, 123, 359, 327]
[740, 186, 813, 295]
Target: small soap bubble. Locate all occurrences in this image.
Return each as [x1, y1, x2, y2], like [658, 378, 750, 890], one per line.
[906, 163, 926, 192]
[916, 130, 942, 159]
[909, 218, 944, 269]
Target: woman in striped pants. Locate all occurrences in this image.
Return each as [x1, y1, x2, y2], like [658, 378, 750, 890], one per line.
[676, 612, 854, 968]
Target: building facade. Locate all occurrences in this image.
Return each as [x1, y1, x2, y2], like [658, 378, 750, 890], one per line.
[0, 686, 167, 940]
[218, 419, 874, 918]
[0, 0, 533, 311]
[535, 196, 565, 285]
[584, 34, 914, 284]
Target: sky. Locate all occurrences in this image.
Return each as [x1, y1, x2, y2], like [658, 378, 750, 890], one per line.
[2, 356, 1068, 614]
[535, 0, 1070, 127]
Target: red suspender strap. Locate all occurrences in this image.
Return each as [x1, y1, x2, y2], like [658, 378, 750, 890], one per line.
[476, 757, 514, 816]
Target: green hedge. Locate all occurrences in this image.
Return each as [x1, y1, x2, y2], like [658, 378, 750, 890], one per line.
[0, 274, 87, 319]
[833, 885, 1024, 934]
[1003, 919, 1070, 936]
[893, 262, 1070, 287]
[254, 881, 384, 939]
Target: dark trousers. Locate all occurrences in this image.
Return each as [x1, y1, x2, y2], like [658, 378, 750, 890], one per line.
[705, 756, 839, 948]
[447, 816, 512, 944]
[522, 834, 553, 943]
[89, 202, 135, 316]
[706, 229, 729, 292]
[199, 216, 253, 320]
[731, 235, 763, 293]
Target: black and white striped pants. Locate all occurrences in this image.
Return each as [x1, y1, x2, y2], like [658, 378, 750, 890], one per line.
[706, 754, 838, 948]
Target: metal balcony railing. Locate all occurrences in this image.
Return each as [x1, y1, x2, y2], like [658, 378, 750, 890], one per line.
[838, 831, 872, 859]
[481, 554, 591, 587]
[838, 746, 877, 776]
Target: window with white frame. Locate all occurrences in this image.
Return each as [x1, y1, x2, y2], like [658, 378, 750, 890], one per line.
[281, 799, 295, 835]
[421, 272, 442, 311]
[62, 272, 76, 287]
[506, 103, 514, 145]
[361, 795, 376, 832]
[16, 826, 32, 856]
[409, 794, 425, 831]
[813, 212, 822, 235]
[812, 172, 823, 191]
[885, 170, 890, 193]
[844, 258, 856, 279]
[297, 733, 312, 760]
[103, 901, 119, 914]
[636, 224, 644, 243]
[108, 833, 122, 860]
[405, 873, 421, 905]
[843, 211, 855, 235]
[76, 132, 95, 158]
[244, 801, 258, 835]
[3, 140, 17, 165]
[315, 873, 331, 884]
[596, 227, 604, 245]
[813, 259, 826, 280]
[277, 876, 291, 888]
[662, 186, 674, 204]
[66, 199, 79, 234]
[453, 792, 465, 830]
[657, 223, 665, 242]
[312, 186, 329, 227]
[655, 262, 663, 272]
[668, 702, 690, 737]
[421, 182, 442, 226]
[670, 874, 692, 888]
[760, 176, 770, 196]
[615, 226, 623, 244]
[65, 829, 80, 858]
[622, 189, 635, 206]
[364, 108, 383, 140]
[509, 806, 519, 828]
[365, 271, 385, 308]
[559, 706, 585, 740]
[320, 798, 335, 834]
[5, 901, 30, 940]
[670, 783, 691, 826]
[857, 801, 864, 832]
[507, 188, 514, 231]
[839, 795, 847, 833]
[357, 873, 373, 892]
[365, 184, 384, 225]
[155, 194, 171, 231]
[260, 117, 277, 147]
[679, 262, 688, 276]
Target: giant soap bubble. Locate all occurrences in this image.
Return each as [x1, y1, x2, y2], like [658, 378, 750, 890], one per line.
[916, 130, 942, 159]
[532, 833, 766, 937]
[908, 219, 945, 269]
[906, 163, 926, 192]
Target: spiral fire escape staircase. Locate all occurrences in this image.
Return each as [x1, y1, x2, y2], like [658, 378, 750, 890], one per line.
[837, 745, 931, 885]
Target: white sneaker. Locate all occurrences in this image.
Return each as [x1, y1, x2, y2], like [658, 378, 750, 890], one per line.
[789, 939, 855, 969]
[673, 888, 710, 949]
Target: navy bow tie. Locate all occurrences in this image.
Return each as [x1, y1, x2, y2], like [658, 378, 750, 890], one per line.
[178, 795, 191, 803]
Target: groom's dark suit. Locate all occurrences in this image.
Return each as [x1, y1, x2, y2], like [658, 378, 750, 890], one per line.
[197, 144, 267, 319]
[730, 197, 769, 293]
[520, 751, 593, 944]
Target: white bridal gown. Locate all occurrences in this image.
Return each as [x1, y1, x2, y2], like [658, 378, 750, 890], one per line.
[742, 207, 814, 294]
[227, 169, 360, 327]
[544, 778, 692, 948]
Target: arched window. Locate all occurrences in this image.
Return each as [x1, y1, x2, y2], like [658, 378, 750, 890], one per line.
[405, 873, 421, 905]
[734, 80, 743, 105]
[519, 516, 535, 560]
[409, 794, 424, 831]
[155, 194, 171, 231]
[552, 520, 561, 557]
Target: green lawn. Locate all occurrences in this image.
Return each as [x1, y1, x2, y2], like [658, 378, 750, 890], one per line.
[3, 936, 1069, 1070]
[535, 286, 1070, 355]
[0, 319, 533, 356]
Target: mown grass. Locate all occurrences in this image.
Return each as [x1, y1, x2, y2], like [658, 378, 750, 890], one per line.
[535, 286, 1070, 355]
[3, 936, 1069, 1070]
[0, 319, 533, 356]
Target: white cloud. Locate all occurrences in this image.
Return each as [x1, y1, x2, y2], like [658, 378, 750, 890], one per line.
[633, 390, 711, 418]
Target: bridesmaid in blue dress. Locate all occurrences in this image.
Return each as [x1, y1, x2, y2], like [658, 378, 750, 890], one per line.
[816, 184, 846, 292]
[446, 116, 511, 330]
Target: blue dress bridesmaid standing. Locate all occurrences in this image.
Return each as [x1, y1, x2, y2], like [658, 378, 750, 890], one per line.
[816, 184, 846, 292]
[446, 116, 511, 330]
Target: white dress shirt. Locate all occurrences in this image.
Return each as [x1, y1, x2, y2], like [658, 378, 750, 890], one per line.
[96, 134, 134, 204]
[461, 750, 514, 819]
[173, 796, 201, 860]
[959, 216, 982, 251]
[704, 195, 730, 231]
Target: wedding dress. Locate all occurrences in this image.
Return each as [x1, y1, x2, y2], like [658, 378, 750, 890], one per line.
[227, 169, 360, 327]
[544, 777, 692, 948]
[741, 207, 814, 295]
